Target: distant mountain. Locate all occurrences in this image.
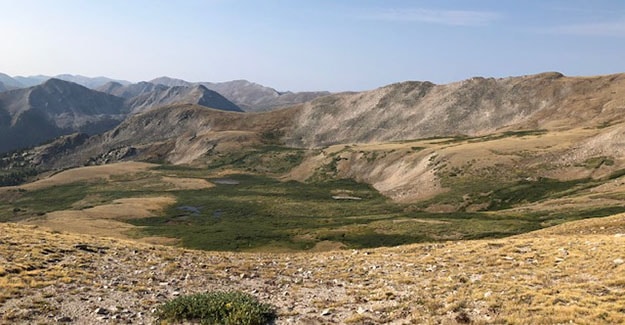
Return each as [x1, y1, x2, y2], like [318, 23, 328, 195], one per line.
[149, 76, 192, 88]
[2, 73, 328, 111]
[97, 81, 167, 99]
[15, 71, 625, 169]
[125, 84, 243, 114]
[13, 75, 50, 87]
[0, 78, 126, 153]
[53, 74, 131, 89]
[150, 76, 329, 112]
[201, 80, 330, 112]
[97, 80, 242, 113]
[0, 72, 24, 89]
[0, 74, 131, 90]
[0, 81, 8, 93]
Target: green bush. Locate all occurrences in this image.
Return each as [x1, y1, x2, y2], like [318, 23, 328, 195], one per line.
[156, 291, 276, 325]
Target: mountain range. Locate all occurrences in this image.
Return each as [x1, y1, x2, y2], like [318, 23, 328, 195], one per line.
[0, 72, 128, 89]
[0, 73, 330, 112]
[149, 77, 331, 112]
[3, 71, 625, 206]
[4, 71, 624, 205]
[0, 78, 244, 153]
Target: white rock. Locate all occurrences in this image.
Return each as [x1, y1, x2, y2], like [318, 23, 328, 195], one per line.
[94, 307, 109, 315]
[614, 258, 624, 265]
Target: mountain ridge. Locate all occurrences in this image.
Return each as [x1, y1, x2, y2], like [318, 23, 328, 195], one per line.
[0, 72, 330, 112]
[8, 71, 625, 166]
[288, 72, 625, 147]
[150, 76, 331, 112]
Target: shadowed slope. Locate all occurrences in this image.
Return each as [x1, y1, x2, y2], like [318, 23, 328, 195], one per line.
[0, 79, 126, 153]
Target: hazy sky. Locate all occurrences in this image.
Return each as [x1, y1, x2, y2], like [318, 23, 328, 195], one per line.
[1, 0, 624, 91]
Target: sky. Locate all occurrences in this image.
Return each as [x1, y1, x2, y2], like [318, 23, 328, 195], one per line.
[1, 0, 624, 91]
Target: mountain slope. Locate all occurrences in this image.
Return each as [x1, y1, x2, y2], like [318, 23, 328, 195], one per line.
[0, 78, 126, 153]
[42, 103, 293, 168]
[287, 72, 625, 148]
[125, 84, 243, 114]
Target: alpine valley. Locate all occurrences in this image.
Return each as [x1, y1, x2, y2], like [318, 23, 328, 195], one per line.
[2, 71, 625, 324]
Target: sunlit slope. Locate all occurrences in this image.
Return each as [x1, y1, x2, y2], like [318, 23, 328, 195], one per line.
[2, 214, 625, 324]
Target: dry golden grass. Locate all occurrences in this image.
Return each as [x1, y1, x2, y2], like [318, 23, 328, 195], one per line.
[20, 196, 176, 242]
[3, 214, 625, 323]
[160, 176, 214, 190]
[5, 162, 157, 192]
[22, 213, 138, 240]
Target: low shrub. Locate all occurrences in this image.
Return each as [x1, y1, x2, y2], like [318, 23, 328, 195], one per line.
[156, 291, 276, 325]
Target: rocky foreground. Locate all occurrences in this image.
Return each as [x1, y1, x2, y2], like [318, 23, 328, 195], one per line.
[2, 215, 625, 324]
